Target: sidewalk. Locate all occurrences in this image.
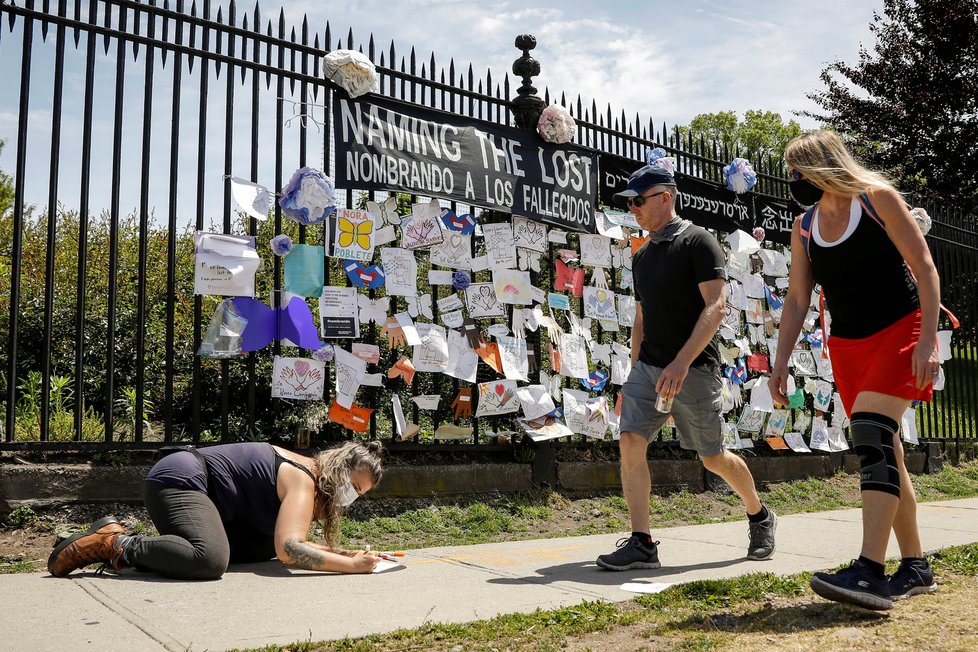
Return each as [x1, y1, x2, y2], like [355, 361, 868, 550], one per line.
[5, 497, 978, 652]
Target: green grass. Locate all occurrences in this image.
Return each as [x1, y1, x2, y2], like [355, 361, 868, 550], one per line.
[340, 462, 978, 551]
[239, 542, 978, 652]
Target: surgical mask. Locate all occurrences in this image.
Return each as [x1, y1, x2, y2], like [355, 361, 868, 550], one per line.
[336, 480, 359, 507]
[789, 178, 824, 207]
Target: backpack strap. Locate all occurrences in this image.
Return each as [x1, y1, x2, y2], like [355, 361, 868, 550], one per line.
[799, 204, 817, 260]
[857, 193, 886, 229]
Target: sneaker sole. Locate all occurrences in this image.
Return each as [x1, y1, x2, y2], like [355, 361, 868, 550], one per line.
[809, 575, 894, 611]
[47, 516, 120, 577]
[892, 582, 938, 601]
[595, 558, 662, 571]
[746, 512, 777, 561]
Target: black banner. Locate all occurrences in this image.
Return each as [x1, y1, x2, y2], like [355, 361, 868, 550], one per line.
[333, 96, 598, 233]
[598, 153, 797, 246]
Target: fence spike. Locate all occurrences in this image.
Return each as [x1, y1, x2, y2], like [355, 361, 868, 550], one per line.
[503, 72, 509, 101]
[41, 0, 49, 41]
[346, 26, 353, 49]
[103, 0, 112, 54]
[214, 6, 224, 79]
[368, 33, 375, 60]
[265, 19, 273, 89]
[324, 20, 331, 54]
[287, 26, 296, 93]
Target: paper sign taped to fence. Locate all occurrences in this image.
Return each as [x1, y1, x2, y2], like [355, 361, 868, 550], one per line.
[194, 232, 260, 296]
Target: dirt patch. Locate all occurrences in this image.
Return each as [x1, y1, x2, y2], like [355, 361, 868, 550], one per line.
[0, 503, 152, 573]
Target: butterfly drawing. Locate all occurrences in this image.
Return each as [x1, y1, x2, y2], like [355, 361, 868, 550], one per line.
[358, 295, 391, 325]
[366, 196, 401, 226]
[554, 259, 585, 297]
[611, 244, 633, 289]
[539, 370, 563, 402]
[517, 248, 543, 273]
[337, 216, 373, 249]
[407, 293, 434, 320]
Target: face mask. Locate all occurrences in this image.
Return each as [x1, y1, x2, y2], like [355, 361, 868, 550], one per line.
[789, 178, 824, 207]
[336, 480, 359, 507]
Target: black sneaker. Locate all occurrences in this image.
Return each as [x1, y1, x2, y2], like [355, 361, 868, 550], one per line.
[809, 559, 894, 610]
[889, 559, 938, 601]
[596, 536, 661, 571]
[747, 508, 777, 560]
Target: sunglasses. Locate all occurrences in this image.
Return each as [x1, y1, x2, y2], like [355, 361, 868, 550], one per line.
[627, 190, 667, 207]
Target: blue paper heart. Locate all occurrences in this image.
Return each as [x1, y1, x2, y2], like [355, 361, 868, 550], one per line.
[343, 260, 386, 289]
[440, 209, 476, 235]
[580, 369, 609, 392]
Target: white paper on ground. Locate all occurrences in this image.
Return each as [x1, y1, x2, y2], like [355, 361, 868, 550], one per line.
[372, 560, 406, 573]
[620, 582, 673, 595]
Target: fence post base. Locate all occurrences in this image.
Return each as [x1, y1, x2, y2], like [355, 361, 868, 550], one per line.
[531, 441, 557, 487]
[925, 442, 944, 474]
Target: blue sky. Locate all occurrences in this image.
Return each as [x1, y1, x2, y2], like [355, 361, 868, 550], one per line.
[0, 0, 885, 220]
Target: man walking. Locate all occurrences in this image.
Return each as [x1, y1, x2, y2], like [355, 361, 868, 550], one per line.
[597, 164, 776, 571]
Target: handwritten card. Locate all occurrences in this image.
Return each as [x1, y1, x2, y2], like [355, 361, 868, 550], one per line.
[492, 269, 533, 306]
[380, 248, 418, 297]
[475, 380, 519, 417]
[465, 283, 505, 318]
[482, 222, 517, 269]
[194, 232, 260, 297]
[332, 208, 376, 261]
[512, 215, 548, 253]
[271, 356, 325, 400]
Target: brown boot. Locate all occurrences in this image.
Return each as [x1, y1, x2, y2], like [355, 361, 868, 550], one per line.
[47, 516, 129, 577]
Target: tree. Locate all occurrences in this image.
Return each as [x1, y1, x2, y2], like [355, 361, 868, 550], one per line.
[0, 140, 14, 219]
[678, 110, 803, 163]
[803, 0, 978, 206]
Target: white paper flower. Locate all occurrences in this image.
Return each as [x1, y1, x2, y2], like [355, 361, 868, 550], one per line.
[910, 207, 932, 236]
[322, 49, 379, 98]
[536, 104, 576, 144]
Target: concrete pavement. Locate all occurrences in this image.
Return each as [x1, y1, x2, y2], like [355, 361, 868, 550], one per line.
[5, 497, 978, 651]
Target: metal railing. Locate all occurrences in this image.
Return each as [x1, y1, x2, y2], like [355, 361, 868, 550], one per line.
[1, 0, 974, 451]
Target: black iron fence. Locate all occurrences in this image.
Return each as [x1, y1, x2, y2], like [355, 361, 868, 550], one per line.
[1, 0, 975, 452]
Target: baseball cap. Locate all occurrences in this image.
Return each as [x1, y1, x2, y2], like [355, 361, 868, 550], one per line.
[613, 164, 677, 204]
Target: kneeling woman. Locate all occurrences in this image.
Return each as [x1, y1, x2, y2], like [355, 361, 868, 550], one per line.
[48, 440, 384, 579]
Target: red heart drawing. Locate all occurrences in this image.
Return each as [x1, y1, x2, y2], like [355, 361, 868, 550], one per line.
[495, 384, 505, 396]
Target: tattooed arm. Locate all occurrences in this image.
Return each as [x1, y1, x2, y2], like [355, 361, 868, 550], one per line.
[273, 460, 378, 574]
[282, 537, 377, 573]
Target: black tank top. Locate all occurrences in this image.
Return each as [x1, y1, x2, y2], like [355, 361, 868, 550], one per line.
[809, 200, 919, 339]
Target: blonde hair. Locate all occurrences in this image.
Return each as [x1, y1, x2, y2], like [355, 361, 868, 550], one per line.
[784, 130, 899, 199]
[312, 440, 384, 547]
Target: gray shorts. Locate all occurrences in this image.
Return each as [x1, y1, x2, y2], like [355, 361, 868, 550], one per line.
[619, 360, 725, 457]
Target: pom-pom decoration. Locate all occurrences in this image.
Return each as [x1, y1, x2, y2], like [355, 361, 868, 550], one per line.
[723, 157, 757, 194]
[312, 344, 335, 363]
[321, 49, 379, 98]
[270, 234, 293, 256]
[910, 207, 932, 236]
[752, 227, 765, 243]
[536, 105, 576, 144]
[644, 147, 677, 174]
[278, 167, 337, 226]
[452, 271, 471, 291]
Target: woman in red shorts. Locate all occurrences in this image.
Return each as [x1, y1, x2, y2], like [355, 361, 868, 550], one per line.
[770, 130, 942, 610]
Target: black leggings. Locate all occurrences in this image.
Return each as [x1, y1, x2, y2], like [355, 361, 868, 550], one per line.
[124, 481, 276, 580]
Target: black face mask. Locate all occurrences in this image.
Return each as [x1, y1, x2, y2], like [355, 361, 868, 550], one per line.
[789, 178, 824, 207]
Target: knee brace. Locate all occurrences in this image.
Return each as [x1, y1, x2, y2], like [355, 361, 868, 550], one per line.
[850, 412, 900, 497]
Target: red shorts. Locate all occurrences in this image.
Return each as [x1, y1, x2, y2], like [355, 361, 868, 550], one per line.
[827, 309, 933, 417]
